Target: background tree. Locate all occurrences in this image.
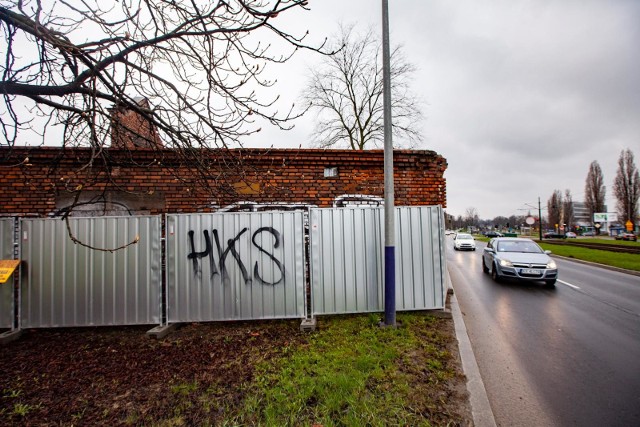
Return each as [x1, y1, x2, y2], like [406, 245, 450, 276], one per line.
[464, 207, 479, 229]
[563, 189, 575, 231]
[0, 0, 324, 206]
[613, 149, 640, 229]
[584, 160, 606, 226]
[547, 190, 563, 231]
[302, 25, 423, 150]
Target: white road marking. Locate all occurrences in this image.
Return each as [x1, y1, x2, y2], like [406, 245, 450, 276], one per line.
[558, 279, 580, 290]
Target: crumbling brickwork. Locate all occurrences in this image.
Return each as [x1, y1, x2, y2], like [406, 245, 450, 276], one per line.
[0, 147, 447, 216]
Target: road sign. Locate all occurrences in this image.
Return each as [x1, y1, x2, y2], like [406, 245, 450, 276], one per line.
[627, 220, 634, 231]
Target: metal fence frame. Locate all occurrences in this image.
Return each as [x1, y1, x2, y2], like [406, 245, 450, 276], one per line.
[0, 218, 16, 329]
[20, 216, 162, 328]
[309, 206, 446, 316]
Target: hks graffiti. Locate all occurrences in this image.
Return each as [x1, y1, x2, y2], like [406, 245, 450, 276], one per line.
[187, 227, 285, 286]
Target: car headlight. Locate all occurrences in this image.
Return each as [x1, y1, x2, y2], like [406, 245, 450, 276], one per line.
[499, 259, 513, 267]
[547, 260, 557, 269]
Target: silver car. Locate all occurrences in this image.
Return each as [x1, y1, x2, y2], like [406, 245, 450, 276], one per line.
[482, 237, 558, 287]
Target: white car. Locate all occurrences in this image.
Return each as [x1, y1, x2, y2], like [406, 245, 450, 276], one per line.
[453, 233, 476, 251]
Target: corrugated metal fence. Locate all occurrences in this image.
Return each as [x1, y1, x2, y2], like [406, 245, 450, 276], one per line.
[2, 206, 446, 330]
[20, 216, 162, 328]
[166, 212, 306, 322]
[310, 206, 445, 315]
[0, 218, 15, 329]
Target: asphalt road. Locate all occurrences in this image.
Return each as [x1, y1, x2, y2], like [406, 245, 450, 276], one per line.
[447, 240, 640, 427]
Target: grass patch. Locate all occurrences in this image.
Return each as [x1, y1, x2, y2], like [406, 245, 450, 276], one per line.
[237, 313, 465, 426]
[540, 243, 640, 271]
[576, 238, 639, 246]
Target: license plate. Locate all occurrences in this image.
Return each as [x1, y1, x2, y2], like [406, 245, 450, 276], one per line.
[521, 269, 541, 275]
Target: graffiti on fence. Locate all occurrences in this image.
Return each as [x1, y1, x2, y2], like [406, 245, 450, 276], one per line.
[187, 227, 285, 286]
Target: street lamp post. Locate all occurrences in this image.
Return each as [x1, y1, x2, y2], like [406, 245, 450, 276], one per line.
[382, 0, 395, 327]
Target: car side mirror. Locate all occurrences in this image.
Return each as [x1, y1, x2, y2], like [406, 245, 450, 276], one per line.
[544, 250, 552, 255]
[484, 247, 495, 253]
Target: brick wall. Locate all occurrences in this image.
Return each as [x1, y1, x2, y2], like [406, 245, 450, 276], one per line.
[0, 147, 446, 216]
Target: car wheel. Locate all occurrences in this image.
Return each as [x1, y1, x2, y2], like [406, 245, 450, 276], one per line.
[545, 279, 556, 288]
[491, 264, 501, 282]
[454, 246, 458, 250]
[482, 260, 489, 273]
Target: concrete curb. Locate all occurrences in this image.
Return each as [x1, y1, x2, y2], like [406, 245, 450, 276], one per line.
[447, 270, 497, 427]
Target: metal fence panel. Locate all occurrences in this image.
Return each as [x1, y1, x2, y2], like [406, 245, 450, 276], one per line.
[310, 208, 383, 315]
[20, 216, 162, 328]
[310, 206, 445, 315]
[166, 212, 306, 322]
[394, 206, 445, 310]
[0, 218, 15, 328]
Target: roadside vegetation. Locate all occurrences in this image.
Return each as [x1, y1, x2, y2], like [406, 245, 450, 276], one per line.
[0, 313, 472, 426]
[538, 242, 640, 272]
[239, 313, 470, 426]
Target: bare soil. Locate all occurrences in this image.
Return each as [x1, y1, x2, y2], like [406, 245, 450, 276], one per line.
[0, 316, 473, 426]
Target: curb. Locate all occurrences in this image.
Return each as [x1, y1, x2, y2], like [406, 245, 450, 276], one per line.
[446, 270, 497, 427]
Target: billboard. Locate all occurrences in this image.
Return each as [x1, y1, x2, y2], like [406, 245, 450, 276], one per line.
[593, 212, 618, 222]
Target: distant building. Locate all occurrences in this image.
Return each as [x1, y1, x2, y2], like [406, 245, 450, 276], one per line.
[573, 202, 592, 227]
[573, 201, 618, 233]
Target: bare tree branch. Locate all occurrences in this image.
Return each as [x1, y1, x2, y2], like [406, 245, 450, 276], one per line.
[302, 24, 424, 150]
[1, 1, 328, 149]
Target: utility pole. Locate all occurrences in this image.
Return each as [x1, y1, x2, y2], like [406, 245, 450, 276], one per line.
[382, 0, 396, 326]
[538, 197, 543, 240]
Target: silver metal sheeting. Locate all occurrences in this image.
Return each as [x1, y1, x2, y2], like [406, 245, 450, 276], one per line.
[310, 206, 445, 315]
[8, 206, 445, 329]
[20, 216, 161, 328]
[166, 212, 306, 322]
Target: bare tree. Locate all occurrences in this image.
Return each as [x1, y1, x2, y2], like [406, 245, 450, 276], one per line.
[302, 24, 423, 150]
[0, 0, 330, 251]
[563, 189, 574, 231]
[547, 190, 563, 231]
[613, 149, 640, 229]
[464, 207, 479, 229]
[584, 160, 606, 225]
[1, 1, 325, 194]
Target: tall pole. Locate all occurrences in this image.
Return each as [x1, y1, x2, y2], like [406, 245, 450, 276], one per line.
[382, 0, 396, 326]
[538, 197, 543, 240]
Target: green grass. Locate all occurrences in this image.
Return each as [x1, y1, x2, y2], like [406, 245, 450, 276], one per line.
[236, 313, 460, 427]
[576, 238, 639, 246]
[539, 243, 640, 272]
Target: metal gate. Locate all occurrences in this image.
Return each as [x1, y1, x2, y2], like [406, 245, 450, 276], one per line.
[20, 216, 162, 328]
[310, 206, 445, 315]
[0, 218, 15, 329]
[166, 211, 306, 322]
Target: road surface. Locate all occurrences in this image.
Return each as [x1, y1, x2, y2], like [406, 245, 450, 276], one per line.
[447, 240, 640, 427]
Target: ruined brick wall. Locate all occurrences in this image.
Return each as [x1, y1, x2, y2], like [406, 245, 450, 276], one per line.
[110, 98, 163, 150]
[0, 147, 447, 216]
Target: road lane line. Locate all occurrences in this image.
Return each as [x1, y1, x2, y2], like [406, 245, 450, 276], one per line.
[558, 279, 580, 290]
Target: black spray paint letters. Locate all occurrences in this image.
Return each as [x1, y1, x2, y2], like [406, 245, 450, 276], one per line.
[187, 227, 285, 286]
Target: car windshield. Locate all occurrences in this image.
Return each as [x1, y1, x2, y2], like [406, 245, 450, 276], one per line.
[496, 240, 543, 254]
[457, 234, 473, 240]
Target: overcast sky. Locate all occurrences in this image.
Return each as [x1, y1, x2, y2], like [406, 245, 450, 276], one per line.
[242, 0, 640, 220]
